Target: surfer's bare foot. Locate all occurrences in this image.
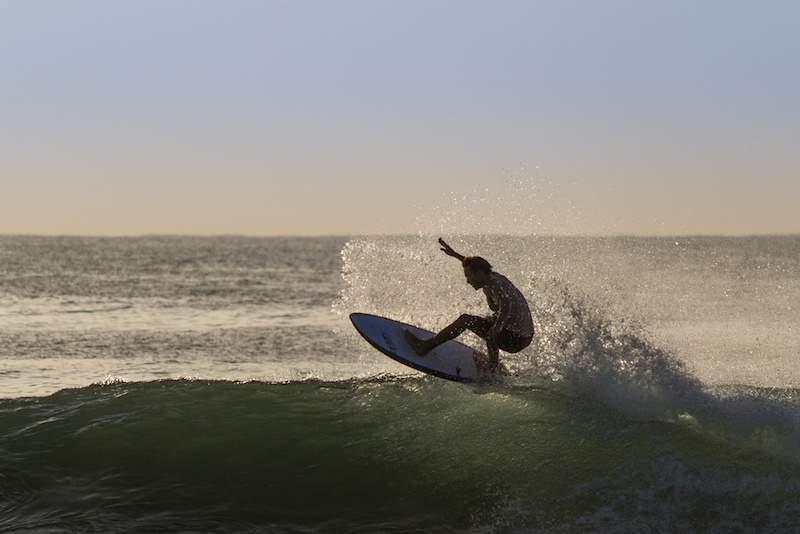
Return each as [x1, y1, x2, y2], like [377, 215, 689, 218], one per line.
[404, 329, 431, 356]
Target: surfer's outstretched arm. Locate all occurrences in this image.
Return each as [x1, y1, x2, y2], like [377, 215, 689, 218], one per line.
[438, 238, 465, 262]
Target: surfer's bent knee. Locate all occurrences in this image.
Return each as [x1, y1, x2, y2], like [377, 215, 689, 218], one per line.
[458, 313, 481, 325]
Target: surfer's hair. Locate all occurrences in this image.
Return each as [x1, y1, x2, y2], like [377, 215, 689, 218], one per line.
[462, 256, 492, 274]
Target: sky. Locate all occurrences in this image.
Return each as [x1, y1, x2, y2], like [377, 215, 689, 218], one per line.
[1, 0, 798, 236]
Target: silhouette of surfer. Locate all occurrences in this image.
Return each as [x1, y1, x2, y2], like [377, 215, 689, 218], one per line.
[405, 238, 534, 373]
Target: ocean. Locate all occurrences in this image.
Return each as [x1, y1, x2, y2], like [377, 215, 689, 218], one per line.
[1, 234, 799, 532]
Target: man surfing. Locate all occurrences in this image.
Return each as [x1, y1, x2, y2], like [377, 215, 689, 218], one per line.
[404, 238, 534, 373]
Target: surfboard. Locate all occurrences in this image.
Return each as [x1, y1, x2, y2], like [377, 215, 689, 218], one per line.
[349, 312, 484, 382]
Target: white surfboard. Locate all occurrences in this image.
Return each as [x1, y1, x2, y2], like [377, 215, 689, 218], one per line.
[350, 312, 484, 382]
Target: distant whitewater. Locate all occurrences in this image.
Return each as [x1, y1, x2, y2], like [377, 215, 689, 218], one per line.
[1, 234, 800, 531]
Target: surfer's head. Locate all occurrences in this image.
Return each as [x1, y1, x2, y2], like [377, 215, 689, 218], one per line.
[462, 256, 492, 289]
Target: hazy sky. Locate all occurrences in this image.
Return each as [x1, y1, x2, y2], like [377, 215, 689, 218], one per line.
[1, 0, 798, 235]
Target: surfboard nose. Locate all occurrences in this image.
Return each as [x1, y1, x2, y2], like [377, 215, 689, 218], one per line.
[349, 312, 479, 383]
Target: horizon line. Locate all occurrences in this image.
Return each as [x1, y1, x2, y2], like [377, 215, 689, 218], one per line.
[1, 232, 799, 239]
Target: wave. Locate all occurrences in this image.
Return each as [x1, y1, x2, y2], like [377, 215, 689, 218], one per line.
[2, 377, 800, 531]
[61, 304, 134, 314]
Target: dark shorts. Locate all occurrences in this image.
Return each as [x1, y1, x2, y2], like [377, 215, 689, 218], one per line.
[463, 314, 533, 353]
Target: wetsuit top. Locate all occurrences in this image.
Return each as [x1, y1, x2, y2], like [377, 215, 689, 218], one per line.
[482, 272, 534, 338]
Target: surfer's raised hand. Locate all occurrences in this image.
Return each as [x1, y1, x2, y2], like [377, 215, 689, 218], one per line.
[438, 238, 465, 261]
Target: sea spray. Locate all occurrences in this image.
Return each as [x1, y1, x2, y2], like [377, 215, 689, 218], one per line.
[333, 234, 800, 462]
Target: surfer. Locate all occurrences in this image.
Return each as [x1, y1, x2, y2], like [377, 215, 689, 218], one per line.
[404, 238, 534, 373]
